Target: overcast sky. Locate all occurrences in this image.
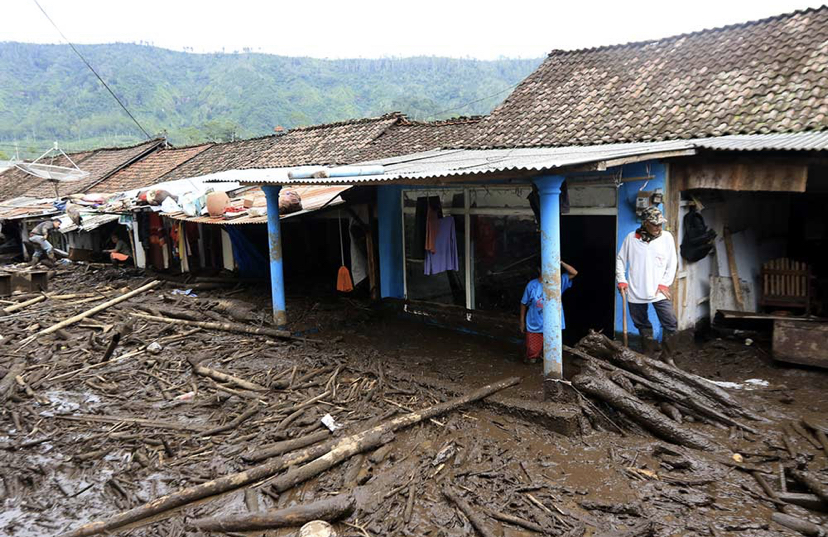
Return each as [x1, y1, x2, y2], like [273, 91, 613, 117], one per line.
[4, 0, 825, 59]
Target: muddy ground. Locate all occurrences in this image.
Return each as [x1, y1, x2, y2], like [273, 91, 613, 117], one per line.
[1, 264, 827, 536]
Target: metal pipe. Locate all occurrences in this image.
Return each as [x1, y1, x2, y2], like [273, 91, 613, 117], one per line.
[534, 175, 565, 379]
[262, 185, 287, 329]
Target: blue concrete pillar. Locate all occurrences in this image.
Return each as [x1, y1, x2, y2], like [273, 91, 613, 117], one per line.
[533, 175, 566, 379]
[262, 185, 287, 329]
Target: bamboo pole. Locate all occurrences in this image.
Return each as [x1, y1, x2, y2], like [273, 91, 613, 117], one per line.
[60, 376, 520, 537]
[129, 312, 292, 339]
[3, 295, 46, 314]
[28, 281, 161, 339]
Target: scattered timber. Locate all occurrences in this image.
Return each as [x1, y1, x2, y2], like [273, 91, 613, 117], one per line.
[26, 280, 161, 341]
[129, 312, 292, 340]
[190, 494, 355, 532]
[59, 376, 519, 537]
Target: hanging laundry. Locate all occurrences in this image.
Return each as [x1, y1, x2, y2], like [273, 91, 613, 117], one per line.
[414, 196, 443, 258]
[424, 216, 459, 275]
[424, 196, 442, 254]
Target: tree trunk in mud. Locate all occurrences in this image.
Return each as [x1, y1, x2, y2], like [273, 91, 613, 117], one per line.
[790, 469, 828, 504]
[129, 312, 292, 339]
[566, 344, 758, 434]
[772, 513, 828, 536]
[443, 487, 499, 537]
[243, 429, 332, 462]
[188, 357, 267, 392]
[577, 332, 764, 422]
[191, 494, 355, 532]
[0, 360, 25, 404]
[59, 440, 336, 537]
[60, 376, 520, 537]
[571, 366, 718, 452]
[270, 430, 391, 493]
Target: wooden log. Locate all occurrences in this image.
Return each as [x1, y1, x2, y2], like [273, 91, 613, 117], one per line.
[0, 360, 25, 404]
[271, 431, 389, 493]
[243, 429, 331, 463]
[188, 357, 266, 392]
[191, 494, 355, 532]
[3, 295, 46, 314]
[61, 439, 336, 537]
[777, 492, 828, 512]
[130, 312, 291, 340]
[443, 487, 498, 537]
[571, 366, 718, 451]
[792, 421, 823, 450]
[135, 304, 204, 322]
[771, 512, 828, 536]
[200, 404, 260, 437]
[578, 332, 764, 422]
[30, 281, 161, 339]
[567, 344, 758, 434]
[404, 484, 416, 524]
[790, 469, 828, 504]
[724, 227, 745, 311]
[488, 509, 545, 533]
[100, 333, 121, 363]
[60, 376, 519, 537]
[803, 419, 828, 458]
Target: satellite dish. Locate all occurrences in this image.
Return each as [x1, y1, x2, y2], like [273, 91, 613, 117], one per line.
[13, 142, 89, 182]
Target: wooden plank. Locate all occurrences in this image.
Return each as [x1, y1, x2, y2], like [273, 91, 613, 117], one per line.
[718, 310, 822, 322]
[723, 227, 745, 311]
[773, 320, 828, 369]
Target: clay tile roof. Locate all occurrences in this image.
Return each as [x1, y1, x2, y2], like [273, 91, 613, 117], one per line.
[0, 139, 163, 202]
[242, 113, 404, 169]
[468, 6, 828, 149]
[352, 116, 484, 162]
[93, 144, 213, 193]
[160, 135, 280, 181]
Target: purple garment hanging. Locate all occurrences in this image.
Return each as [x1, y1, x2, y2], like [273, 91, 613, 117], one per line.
[424, 217, 459, 275]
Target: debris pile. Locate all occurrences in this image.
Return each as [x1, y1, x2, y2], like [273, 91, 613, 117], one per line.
[0, 265, 827, 537]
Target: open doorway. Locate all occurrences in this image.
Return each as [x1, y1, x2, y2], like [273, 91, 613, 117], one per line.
[560, 214, 617, 344]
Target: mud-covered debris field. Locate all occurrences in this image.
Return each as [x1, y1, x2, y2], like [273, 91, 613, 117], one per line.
[1, 264, 827, 537]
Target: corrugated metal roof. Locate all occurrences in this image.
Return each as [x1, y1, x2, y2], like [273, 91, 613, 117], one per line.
[0, 197, 59, 221]
[227, 140, 698, 186]
[692, 131, 828, 152]
[60, 213, 120, 233]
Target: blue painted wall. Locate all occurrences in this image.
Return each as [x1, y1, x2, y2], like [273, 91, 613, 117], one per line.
[377, 185, 405, 298]
[613, 159, 669, 340]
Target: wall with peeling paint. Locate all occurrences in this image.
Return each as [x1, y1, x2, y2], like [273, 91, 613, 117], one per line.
[614, 160, 670, 341]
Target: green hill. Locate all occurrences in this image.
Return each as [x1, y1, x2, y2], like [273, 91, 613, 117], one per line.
[0, 42, 542, 159]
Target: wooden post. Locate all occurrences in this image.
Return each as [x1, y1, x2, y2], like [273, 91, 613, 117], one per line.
[723, 227, 745, 311]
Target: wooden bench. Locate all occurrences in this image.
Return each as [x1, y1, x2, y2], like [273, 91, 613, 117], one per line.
[760, 258, 811, 314]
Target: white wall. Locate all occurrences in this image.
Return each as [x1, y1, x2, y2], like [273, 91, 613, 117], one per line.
[677, 191, 790, 329]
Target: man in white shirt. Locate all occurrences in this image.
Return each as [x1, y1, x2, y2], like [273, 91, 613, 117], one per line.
[616, 206, 678, 355]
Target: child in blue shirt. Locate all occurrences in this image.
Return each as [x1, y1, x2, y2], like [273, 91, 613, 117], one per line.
[520, 261, 578, 364]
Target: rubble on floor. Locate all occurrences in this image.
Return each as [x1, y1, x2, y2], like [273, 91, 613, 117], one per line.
[0, 265, 827, 537]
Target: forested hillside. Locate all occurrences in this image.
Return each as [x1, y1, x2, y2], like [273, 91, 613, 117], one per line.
[0, 42, 541, 158]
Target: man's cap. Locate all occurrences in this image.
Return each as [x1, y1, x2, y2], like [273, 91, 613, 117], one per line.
[642, 206, 666, 225]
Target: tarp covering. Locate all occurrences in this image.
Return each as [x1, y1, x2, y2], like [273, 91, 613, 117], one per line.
[224, 225, 268, 279]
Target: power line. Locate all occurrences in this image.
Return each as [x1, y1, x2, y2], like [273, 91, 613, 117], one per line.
[31, 0, 152, 140]
[428, 80, 522, 119]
